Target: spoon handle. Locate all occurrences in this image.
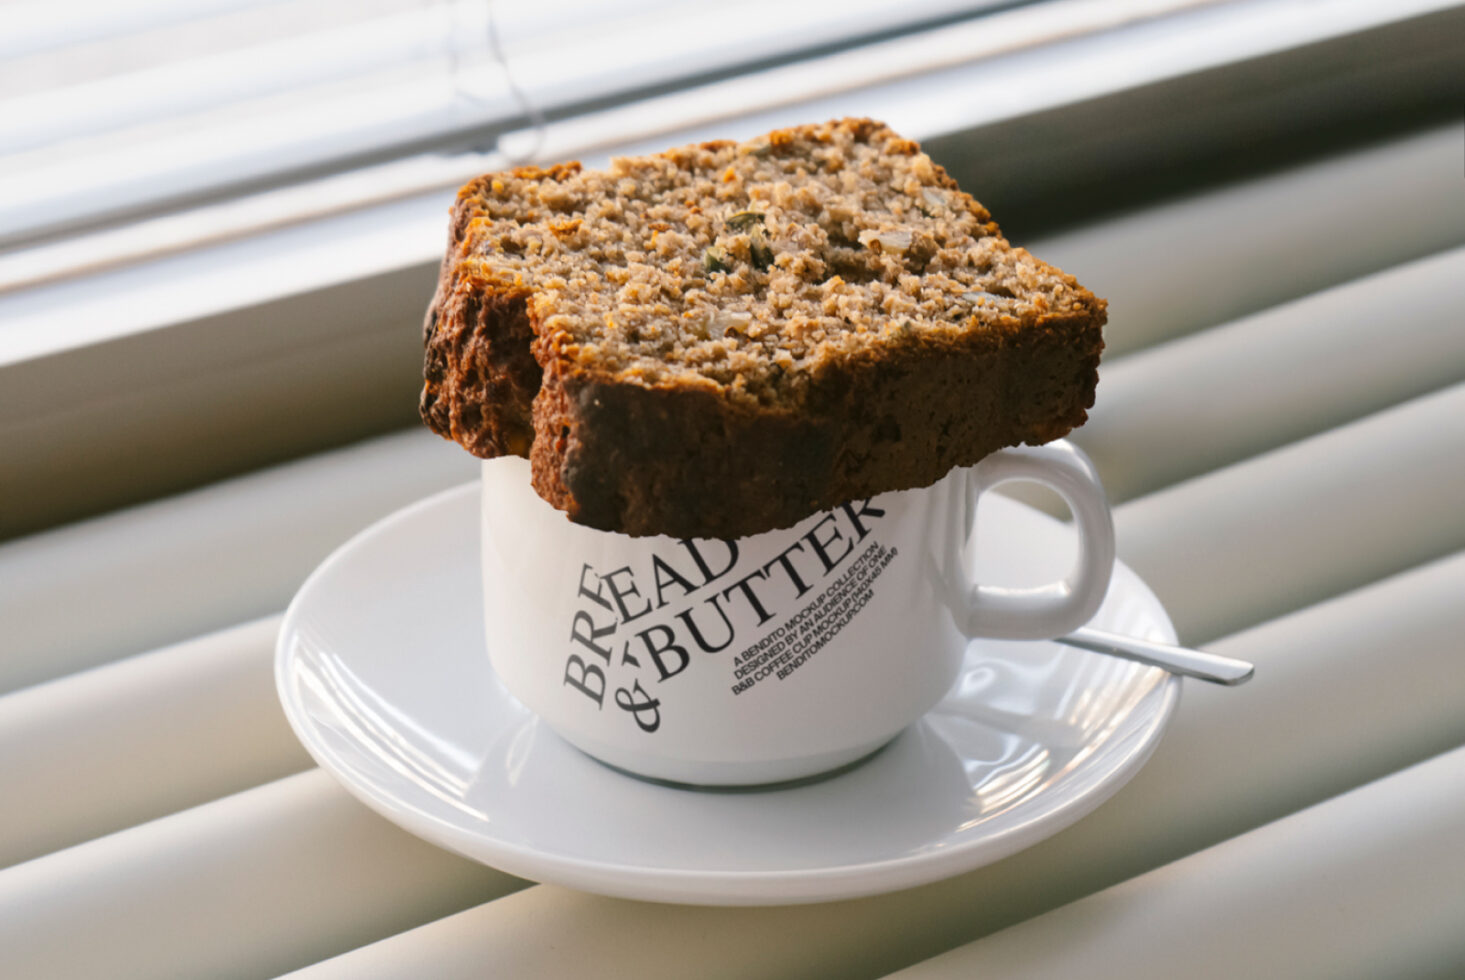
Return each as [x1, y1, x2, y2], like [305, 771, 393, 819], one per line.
[1057, 626, 1255, 686]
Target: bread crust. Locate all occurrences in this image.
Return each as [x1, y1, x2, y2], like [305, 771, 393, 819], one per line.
[425, 279, 1102, 538]
[519, 305, 1101, 538]
[420, 119, 1106, 538]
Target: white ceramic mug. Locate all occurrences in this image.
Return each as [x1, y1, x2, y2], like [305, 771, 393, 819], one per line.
[481, 441, 1114, 786]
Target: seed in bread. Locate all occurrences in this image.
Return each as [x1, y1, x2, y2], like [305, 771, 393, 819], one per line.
[421, 118, 1105, 538]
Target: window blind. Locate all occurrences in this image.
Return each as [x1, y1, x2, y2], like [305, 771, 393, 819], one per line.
[2, 3, 1464, 976]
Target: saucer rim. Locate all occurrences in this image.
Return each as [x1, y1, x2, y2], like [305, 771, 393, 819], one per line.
[276, 482, 1181, 905]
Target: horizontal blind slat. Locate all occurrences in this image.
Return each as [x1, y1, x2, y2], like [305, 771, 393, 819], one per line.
[276, 550, 1465, 979]
[0, 428, 475, 696]
[0, 769, 527, 980]
[1026, 123, 1465, 358]
[886, 745, 1465, 979]
[1115, 382, 1465, 644]
[0, 614, 309, 869]
[1074, 246, 1465, 503]
[0, 0, 1007, 246]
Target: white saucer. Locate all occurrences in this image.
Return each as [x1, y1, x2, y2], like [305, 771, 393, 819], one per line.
[276, 483, 1180, 906]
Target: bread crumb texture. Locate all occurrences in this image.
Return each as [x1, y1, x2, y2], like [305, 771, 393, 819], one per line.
[422, 118, 1106, 537]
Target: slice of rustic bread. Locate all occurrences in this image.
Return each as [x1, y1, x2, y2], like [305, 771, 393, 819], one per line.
[421, 118, 1105, 538]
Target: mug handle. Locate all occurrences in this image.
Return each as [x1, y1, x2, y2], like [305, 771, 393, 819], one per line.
[961, 440, 1115, 640]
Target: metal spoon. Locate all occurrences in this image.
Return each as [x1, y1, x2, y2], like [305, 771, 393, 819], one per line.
[1056, 626, 1255, 686]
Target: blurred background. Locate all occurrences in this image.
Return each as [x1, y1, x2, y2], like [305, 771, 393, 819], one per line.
[4, 4, 1465, 977]
[2, 0, 1461, 538]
